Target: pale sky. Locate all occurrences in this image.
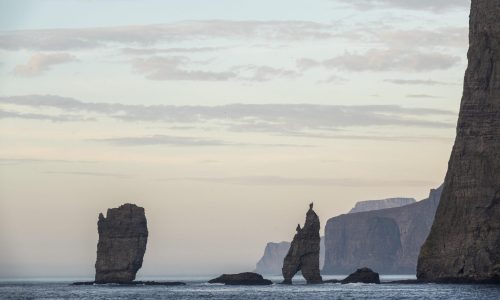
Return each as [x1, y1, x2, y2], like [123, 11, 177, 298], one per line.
[0, 0, 469, 278]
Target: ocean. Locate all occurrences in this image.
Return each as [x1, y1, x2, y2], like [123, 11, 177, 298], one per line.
[1, 276, 499, 300]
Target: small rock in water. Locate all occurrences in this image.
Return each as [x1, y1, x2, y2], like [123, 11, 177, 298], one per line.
[341, 268, 380, 284]
[208, 272, 273, 285]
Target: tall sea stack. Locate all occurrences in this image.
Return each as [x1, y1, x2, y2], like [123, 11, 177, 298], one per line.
[95, 203, 148, 283]
[282, 203, 322, 284]
[417, 0, 500, 283]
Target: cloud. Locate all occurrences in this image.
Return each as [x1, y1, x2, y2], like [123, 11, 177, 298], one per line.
[406, 94, 442, 99]
[159, 176, 435, 187]
[131, 56, 238, 81]
[0, 108, 88, 122]
[91, 135, 312, 147]
[231, 65, 299, 82]
[0, 21, 336, 51]
[93, 135, 231, 146]
[0, 158, 97, 165]
[373, 27, 467, 49]
[12, 53, 77, 77]
[298, 49, 460, 72]
[337, 0, 469, 12]
[121, 46, 226, 55]
[43, 171, 130, 178]
[384, 79, 452, 85]
[0, 95, 457, 133]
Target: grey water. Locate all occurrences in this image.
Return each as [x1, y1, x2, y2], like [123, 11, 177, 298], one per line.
[1, 276, 499, 300]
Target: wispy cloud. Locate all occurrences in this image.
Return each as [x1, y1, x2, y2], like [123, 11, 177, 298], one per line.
[159, 176, 435, 187]
[43, 171, 131, 178]
[91, 134, 312, 147]
[337, 0, 469, 12]
[0, 158, 97, 165]
[0, 95, 457, 133]
[384, 79, 453, 86]
[131, 56, 238, 81]
[12, 53, 77, 77]
[298, 49, 460, 72]
[406, 94, 442, 99]
[0, 108, 88, 121]
[0, 21, 336, 51]
[121, 46, 226, 55]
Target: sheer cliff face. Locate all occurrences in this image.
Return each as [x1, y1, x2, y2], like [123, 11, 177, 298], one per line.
[417, 0, 500, 283]
[323, 187, 442, 274]
[349, 198, 416, 214]
[282, 205, 323, 284]
[94, 203, 148, 283]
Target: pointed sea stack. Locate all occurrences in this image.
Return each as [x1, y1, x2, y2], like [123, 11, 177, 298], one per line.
[94, 203, 148, 284]
[417, 0, 500, 283]
[282, 203, 322, 284]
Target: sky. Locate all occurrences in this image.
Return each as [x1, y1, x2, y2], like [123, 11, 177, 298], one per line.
[0, 0, 470, 278]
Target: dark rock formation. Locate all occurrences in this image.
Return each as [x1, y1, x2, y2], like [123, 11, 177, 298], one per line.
[349, 197, 416, 214]
[255, 238, 325, 275]
[282, 203, 322, 284]
[341, 268, 380, 284]
[323, 186, 442, 274]
[417, 0, 500, 283]
[208, 272, 273, 285]
[94, 203, 148, 284]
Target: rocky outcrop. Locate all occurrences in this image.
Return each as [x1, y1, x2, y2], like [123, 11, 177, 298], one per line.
[94, 203, 148, 284]
[341, 268, 380, 284]
[255, 238, 325, 275]
[282, 203, 322, 284]
[417, 0, 500, 283]
[323, 186, 442, 274]
[349, 197, 416, 214]
[208, 272, 273, 285]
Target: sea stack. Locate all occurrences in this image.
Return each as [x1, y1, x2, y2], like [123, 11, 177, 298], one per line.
[282, 203, 322, 284]
[94, 203, 148, 283]
[417, 0, 500, 283]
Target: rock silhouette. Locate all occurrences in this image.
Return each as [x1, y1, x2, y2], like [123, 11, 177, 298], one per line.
[417, 0, 500, 283]
[94, 203, 148, 283]
[208, 272, 273, 285]
[255, 238, 325, 275]
[282, 203, 322, 284]
[341, 268, 380, 284]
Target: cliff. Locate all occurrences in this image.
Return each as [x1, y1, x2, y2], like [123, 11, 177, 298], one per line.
[282, 203, 323, 284]
[94, 203, 148, 283]
[417, 0, 500, 283]
[349, 197, 416, 214]
[323, 186, 442, 274]
[255, 238, 325, 275]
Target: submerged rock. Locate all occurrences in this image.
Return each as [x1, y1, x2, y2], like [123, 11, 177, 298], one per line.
[208, 272, 273, 285]
[417, 0, 500, 283]
[282, 203, 322, 284]
[94, 203, 148, 284]
[341, 268, 380, 284]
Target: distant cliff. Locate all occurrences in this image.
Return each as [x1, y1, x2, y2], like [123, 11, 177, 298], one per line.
[349, 198, 416, 213]
[417, 0, 500, 283]
[323, 186, 442, 274]
[255, 238, 325, 275]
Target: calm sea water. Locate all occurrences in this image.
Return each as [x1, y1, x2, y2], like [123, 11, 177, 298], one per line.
[1, 276, 499, 300]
